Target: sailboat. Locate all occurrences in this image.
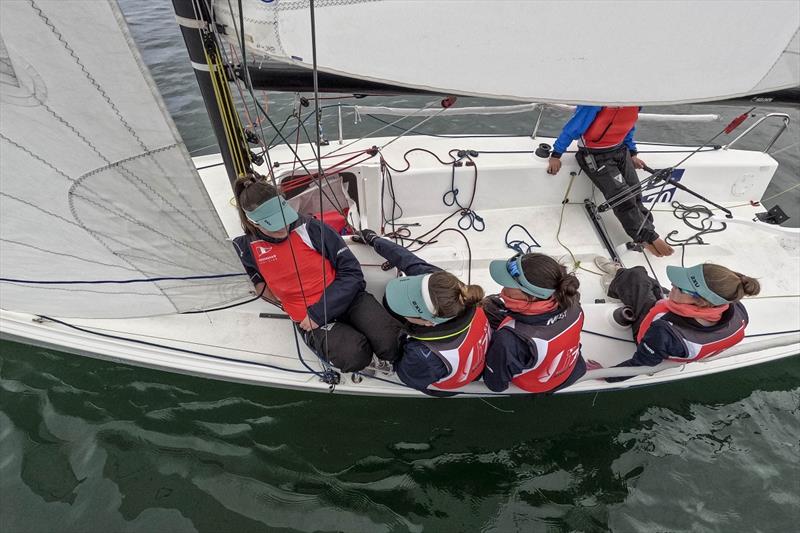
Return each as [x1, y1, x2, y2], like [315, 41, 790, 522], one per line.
[1, 0, 798, 397]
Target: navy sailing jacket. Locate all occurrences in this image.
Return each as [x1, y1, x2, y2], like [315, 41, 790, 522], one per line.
[232, 216, 366, 325]
[371, 237, 455, 396]
[481, 296, 587, 393]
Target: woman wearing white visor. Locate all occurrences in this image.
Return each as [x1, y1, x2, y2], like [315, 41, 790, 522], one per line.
[353, 229, 490, 395]
[231, 176, 402, 374]
[594, 259, 760, 378]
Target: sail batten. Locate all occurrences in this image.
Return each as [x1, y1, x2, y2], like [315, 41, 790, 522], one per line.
[0, 0, 250, 318]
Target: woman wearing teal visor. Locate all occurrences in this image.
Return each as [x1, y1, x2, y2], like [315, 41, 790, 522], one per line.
[231, 176, 402, 373]
[353, 229, 490, 395]
[482, 253, 586, 393]
[593, 259, 761, 377]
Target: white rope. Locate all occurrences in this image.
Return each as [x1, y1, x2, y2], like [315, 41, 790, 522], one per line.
[351, 103, 540, 117]
[354, 103, 719, 122]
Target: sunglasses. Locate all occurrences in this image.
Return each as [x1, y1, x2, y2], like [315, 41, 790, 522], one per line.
[675, 286, 702, 299]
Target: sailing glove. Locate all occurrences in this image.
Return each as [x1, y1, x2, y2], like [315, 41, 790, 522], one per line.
[352, 228, 379, 246]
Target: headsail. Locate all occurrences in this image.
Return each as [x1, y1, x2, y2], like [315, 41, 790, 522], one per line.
[220, 0, 800, 105]
[0, 0, 250, 318]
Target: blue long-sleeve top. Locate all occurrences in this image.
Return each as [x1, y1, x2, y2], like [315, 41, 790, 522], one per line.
[552, 105, 638, 157]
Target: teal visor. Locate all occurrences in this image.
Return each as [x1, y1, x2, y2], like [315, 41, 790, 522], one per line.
[666, 264, 730, 306]
[244, 196, 298, 231]
[384, 274, 451, 324]
[489, 254, 555, 300]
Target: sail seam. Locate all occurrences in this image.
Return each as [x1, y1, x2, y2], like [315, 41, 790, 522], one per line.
[30, 0, 216, 243]
[28, 0, 149, 152]
[0, 133, 75, 182]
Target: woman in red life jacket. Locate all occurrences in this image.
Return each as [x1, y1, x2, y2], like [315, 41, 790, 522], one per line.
[352, 229, 490, 396]
[547, 105, 674, 258]
[593, 258, 760, 379]
[231, 176, 403, 373]
[482, 253, 586, 393]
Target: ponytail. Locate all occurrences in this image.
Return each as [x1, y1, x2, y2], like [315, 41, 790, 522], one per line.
[459, 283, 485, 307]
[520, 253, 581, 308]
[428, 271, 484, 318]
[233, 173, 278, 235]
[703, 264, 761, 302]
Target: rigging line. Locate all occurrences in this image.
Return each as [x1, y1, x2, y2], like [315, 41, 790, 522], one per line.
[324, 101, 443, 159]
[37, 315, 317, 375]
[629, 111, 755, 236]
[379, 107, 452, 151]
[768, 140, 800, 157]
[229, 4, 333, 379]
[0, 273, 245, 285]
[308, 0, 331, 344]
[554, 171, 601, 276]
[296, 116, 351, 218]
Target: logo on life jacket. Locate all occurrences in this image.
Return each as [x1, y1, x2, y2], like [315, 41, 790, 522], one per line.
[641, 168, 685, 204]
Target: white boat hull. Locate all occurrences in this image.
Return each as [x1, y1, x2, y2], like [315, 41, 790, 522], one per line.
[3, 134, 798, 396]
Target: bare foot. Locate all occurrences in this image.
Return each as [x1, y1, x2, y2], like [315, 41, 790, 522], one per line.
[586, 359, 604, 371]
[651, 238, 674, 256]
[643, 243, 663, 257]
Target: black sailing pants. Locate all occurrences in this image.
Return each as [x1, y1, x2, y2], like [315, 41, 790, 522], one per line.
[607, 266, 667, 340]
[302, 291, 403, 373]
[576, 146, 659, 244]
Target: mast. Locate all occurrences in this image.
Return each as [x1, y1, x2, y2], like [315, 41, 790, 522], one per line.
[171, 0, 251, 184]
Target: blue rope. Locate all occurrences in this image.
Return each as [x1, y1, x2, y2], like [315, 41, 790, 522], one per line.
[504, 223, 541, 254]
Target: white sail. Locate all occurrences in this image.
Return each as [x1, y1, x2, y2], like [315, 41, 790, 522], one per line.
[0, 0, 251, 318]
[224, 0, 800, 105]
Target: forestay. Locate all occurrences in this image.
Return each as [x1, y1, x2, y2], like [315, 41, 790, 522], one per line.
[223, 0, 800, 105]
[0, 0, 250, 318]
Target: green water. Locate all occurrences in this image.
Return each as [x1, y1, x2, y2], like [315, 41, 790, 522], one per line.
[2, 0, 800, 531]
[2, 341, 799, 532]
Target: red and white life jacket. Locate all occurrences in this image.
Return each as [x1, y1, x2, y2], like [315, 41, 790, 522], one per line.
[249, 223, 335, 322]
[637, 300, 748, 361]
[583, 106, 639, 150]
[412, 307, 491, 390]
[497, 306, 584, 393]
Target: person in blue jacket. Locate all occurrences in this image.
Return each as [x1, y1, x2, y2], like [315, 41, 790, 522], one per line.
[353, 229, 490, 396]
[547, 105, 674, 257]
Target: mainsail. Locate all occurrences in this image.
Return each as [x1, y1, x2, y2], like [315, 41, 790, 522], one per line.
[0, 0, 250, 318]
[220, 0, 800, 105]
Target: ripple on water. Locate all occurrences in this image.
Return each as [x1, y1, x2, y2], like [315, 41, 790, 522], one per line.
[609, 388, 800, 532]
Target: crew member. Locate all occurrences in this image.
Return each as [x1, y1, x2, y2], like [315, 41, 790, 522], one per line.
[548, 105, 674, 257]
[232, 175, 402, 373]
[482, 253, 586, 393]
[593, 258, 760, 378]
[353, 229, 489, 396]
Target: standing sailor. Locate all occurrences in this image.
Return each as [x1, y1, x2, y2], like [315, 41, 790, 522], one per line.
[231, 176, 403, 373]
[353, 229, 490, 396]
[547, 106, 674, 257]
[482, 253, 586, 393]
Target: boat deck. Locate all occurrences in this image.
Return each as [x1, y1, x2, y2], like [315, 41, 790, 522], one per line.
[2, 135, 798, 396]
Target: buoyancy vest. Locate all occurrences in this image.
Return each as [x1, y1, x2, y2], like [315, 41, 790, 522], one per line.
[249, 223, 336, 322]
[583, 106, 639, 150]
[411, 307, 491, 390]
[497, 306, 584, 393]
[636, 300, 748, 361]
